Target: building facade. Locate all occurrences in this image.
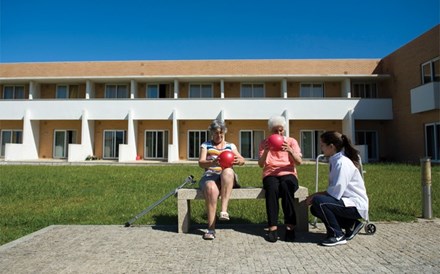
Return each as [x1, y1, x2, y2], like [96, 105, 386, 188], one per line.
[0, 25, 438, 164]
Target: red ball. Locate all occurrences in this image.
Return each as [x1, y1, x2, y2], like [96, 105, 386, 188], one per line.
[268, 134, 285, 151]
[218, 150, 235, 169]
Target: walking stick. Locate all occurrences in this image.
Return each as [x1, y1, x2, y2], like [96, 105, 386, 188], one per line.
[124, 175, 195, 227]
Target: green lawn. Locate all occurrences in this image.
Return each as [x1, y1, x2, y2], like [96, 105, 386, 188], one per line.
[0, 162, 438, 245]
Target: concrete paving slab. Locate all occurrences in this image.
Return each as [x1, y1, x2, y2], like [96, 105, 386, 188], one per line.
[1, 220, 439, 273]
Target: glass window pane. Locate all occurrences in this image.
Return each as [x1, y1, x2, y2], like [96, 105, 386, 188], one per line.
[54, 131, 66, 158]
[423, 63, 432, 84]
[253, 131, 265, 160]
[1, 131, 12, 157]
[300, 84, 312, 97]
[433, 60, 440, 82]
[254, 84, 264, 97]
[201, 85, 212, 98]
[426, 125, 435, 158]
[240, 131, 252, 158]
[189, 85, 200, 98]
[3, 86, 14, 99]
[15, 86, 25, 99]
[69, 85, 79, 98]
[241, 84, 252, 97]
[105, 85, 117, 98]
[117, 85, 128, 98]
[312, 84, 323, 97]
[56, 85, 68, 99]
[301, 131, 312, 158]
[147, 85, 159, 98]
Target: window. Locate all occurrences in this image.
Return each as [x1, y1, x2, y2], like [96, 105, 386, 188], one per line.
[425, 122, 440, 161]
[241, 84, 265, 98]
[56, 85, 79, 99]
[422, 58, 440, 84]
[53, 130, 77, 158]
[105, 84, 128, 98]
[3, 85, 25, 99]
[0, 130, 22, 157]
[300, 83, 323, 97]
[240, 130, 265, 159]
[355, 131, 378, 161]
[352, 83, 377, 98]
[300, 130, 324, 159]
[147, 85, 159, 98]
[188, 130, 209, 159]
[189, 84, 213, 98]
[145, 130, 169, 159]
[103, 130, 126, 159]
[147, 84, 169, 98]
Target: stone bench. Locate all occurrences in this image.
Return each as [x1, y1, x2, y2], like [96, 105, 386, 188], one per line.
[177, 186, 309, 233]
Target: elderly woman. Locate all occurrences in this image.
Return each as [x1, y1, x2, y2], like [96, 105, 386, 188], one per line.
[258, 116, 303, 242]
[198, 119, 245, 240]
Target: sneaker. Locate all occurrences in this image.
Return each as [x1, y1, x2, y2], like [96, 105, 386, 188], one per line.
[285, 228, 296, 242]
[203, 230, 216, 240]
[267, 230, 278, 243]
[320, 235, 347, 246]
[345, 220, 365, 241]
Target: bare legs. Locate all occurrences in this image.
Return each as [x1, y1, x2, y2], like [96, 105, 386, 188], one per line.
[203, 168, 235, 230]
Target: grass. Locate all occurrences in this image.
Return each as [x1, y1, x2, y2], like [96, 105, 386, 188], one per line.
[0, 162, 438, 245]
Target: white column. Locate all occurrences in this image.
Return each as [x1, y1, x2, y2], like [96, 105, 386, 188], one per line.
[343, 78, 351, 98]
[86, 80, 93, 99]
[118, 110, 137, 162]
[168, 109, 179, 162]
[130, 80, 137, 99]
[5, 110, 39, 160]
[282, 110, 289, 136]
[68, 110, 94, 162]
[342, 109, 355, 141]
[282, 79, 288, 98]
[220, 79, 225, 99]
[174, 79, 179, 99]
[29, 81, 36, 99]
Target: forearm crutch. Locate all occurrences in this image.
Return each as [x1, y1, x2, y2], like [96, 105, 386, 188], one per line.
[124, 175, 196, 227]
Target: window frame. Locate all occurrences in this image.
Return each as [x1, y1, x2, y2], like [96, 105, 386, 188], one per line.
[300, 83, 324, 97]
[53, 129, 77, 159]
[3, 85, 25, 99]
[105, 84, 129, 99]
[56, 84, 80, 99]
[187, 130, 209, 159]
[355, 130, 379, 161]
[240, 83, 265, 98]
[421, 57, 440, 84]
[188, 84, 213, 98]
[300, 130, 325, 160]
[425, 122, 440, 162]
[351, 82, 378, 98]
[239, 129, 265, 159]
[0, 129, 23, 157]
[103, 130, 127, 159]
[144, 130, 169, 159]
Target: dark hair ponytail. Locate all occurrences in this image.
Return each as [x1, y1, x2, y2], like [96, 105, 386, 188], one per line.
[321, 131, 360, 168]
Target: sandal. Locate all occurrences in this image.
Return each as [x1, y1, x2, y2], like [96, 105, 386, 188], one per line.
[203, 230, 216, 240]
[218, 211, 230, 221]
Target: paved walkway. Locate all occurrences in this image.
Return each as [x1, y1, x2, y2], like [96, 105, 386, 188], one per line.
[1, 219, 439, 273]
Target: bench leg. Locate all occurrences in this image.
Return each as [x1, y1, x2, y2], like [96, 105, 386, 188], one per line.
[177, 199, 191, 233]
[294, 199, 309, 232]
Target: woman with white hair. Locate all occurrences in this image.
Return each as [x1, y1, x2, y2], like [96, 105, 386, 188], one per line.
[258, 115, 303, 242]
[198, 119, 245, 240]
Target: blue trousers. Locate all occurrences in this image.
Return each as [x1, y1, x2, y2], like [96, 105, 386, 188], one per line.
[263, 174, 299, 227]
[310, 194, 361, 237]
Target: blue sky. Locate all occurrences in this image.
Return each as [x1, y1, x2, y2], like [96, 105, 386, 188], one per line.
[0, 0, 438, 63]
